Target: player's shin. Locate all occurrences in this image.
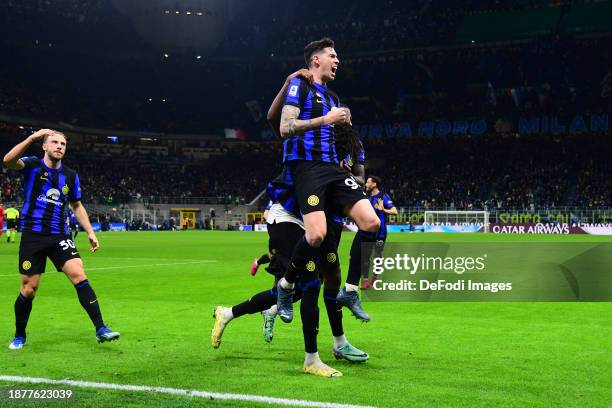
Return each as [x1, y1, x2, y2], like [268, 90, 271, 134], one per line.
[74, 280, 104, 330]
[301, 284, 320, 355]
[284, 236, 318, 286]
[346, 230, 376, 289]
[323, 289, 344, 342]
[14, 293, 34, 338]
[232, 290, 277, 318]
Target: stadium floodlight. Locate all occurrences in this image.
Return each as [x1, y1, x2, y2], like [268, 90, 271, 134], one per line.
[424, 210, 490, 233]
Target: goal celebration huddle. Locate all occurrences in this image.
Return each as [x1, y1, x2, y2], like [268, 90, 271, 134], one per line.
[210, 38, 397, 377]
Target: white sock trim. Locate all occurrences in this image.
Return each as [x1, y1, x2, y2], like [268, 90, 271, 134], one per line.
[333, 335, 347, 349]
[345, 283, 359, 292]
[304, 352, 321, 366]
[222, 307, 234, 321]
[280, 278, 295, 290]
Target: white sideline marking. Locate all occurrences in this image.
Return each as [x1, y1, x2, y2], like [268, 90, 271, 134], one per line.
[0, 376, 376, 408]
[86, 260, 218, 271]
[0, 260, 217, 277]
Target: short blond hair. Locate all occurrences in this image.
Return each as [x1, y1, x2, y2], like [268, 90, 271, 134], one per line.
[43, 131, 67, 143]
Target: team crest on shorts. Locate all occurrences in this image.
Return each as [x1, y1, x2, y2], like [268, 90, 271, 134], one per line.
[22, 261, 32, 271]
[307, 195, 319, 206]
[306, 260, 316, 272]
[326, 253, 337, 263]
[62, 185, 69, 195]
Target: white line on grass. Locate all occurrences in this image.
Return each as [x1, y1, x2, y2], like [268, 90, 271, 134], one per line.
[92, 256, 218, 262]
[0, 376, 376, 408]
[0, 260, 217, 277]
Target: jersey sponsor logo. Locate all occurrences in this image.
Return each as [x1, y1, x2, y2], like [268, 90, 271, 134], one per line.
[37, 188, 63, 206]
[307, 195, 320, 206]
[62, 185, 69, 195]
[22, 260, 32, 271]
[306, 260, 316, 272]
[288, 85, 298, 97]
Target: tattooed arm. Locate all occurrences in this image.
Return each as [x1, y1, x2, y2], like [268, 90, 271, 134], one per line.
[279, 105, 348, 139]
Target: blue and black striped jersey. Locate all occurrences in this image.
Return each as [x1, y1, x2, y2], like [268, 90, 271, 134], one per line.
[368, 191, 394, 239]
[19, 156, 81, 235]
[282, 78, 341, 164]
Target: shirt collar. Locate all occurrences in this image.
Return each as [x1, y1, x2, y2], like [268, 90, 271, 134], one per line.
[41, 157, 62, 172]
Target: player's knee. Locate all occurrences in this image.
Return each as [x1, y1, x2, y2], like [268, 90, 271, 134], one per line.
[305, 231, 325, 247]
[21, 283, 38, 297]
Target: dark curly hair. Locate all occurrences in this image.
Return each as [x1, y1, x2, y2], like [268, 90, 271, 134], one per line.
[335, 123, 361, 165]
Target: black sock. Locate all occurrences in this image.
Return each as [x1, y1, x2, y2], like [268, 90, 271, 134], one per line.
[286, 236, 318, 284]
[257, 254, 271, 265]
[231, 290, 276, 318]
[14, 293, 33, 338]
[300, 284, 320, 353]
[346, 231, 376, 286]
[74, 280, 104, 330]
[323, 289, 343, 337]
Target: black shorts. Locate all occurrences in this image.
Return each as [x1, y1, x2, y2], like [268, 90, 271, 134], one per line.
[267, 221, 304, 259]
[19, 232, 81, 275]
[289, 160, 367, 215]
[7, 219, 17, 229]
[266, 221, 304, 279]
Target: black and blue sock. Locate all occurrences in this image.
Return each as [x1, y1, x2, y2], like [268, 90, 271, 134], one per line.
[74, 280, 104, 330]
[14, 293, 33, 338]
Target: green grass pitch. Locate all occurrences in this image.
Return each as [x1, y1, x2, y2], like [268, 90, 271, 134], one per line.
[0, 231, 610, 407]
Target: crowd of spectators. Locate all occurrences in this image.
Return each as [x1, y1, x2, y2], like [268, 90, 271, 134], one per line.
[1, 0, 610, 135]
[0, 124, 608, 210]
[1, 35, 609, 136]
[367, 132, 610, 209]
[215, 0, 569, 57]
[0, 126, 281, 206]
[0, 1, 608, 211]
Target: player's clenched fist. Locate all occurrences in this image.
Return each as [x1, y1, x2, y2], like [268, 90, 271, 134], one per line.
[324, 106, 349, 125]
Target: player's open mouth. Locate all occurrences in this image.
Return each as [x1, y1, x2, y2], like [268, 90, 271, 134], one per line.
[331, 67, 338, 75]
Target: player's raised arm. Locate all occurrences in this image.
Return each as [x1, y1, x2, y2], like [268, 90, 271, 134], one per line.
[268, 69, 314, 136]
[2, 129, 55, 170]
[69, 201, 99, 252]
